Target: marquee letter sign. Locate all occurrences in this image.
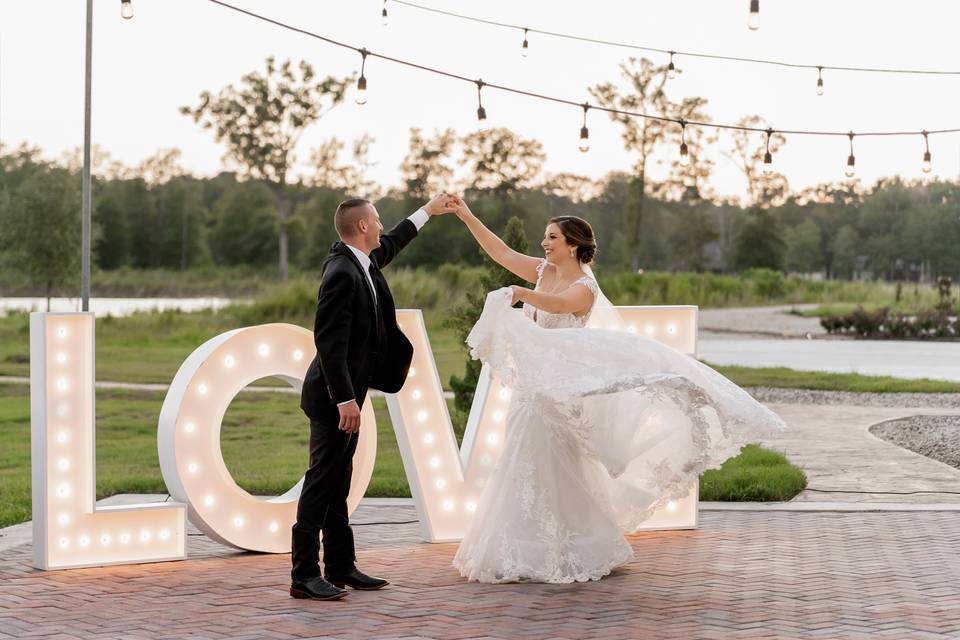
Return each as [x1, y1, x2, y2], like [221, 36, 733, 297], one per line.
[388, 306, 699, 542]
[156, 323, 376, 553]
[31, 305, 698, 570]
[30, 313, 186, 570]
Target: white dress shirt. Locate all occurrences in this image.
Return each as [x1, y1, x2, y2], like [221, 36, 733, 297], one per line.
[343, 208, 430, 303]
[336, 207, 430, 407]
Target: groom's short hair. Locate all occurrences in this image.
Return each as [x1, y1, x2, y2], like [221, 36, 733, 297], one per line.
[334, 198, 372, 238]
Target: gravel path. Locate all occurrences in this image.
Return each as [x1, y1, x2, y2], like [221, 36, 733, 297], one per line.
[747, 386, 960, 408]
[871, 415, 960, 470]
[699, 303, 825, 338]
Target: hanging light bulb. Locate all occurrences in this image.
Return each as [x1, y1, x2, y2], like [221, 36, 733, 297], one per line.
[381, 0, 388, 26]
[816, 66, 824, 96]
[121, 0, 133, 20]
[475, 80, 487, 121]
[521, 28, 529, 58]
[579, 103, 590, 153]
[667, 51, 678, 80]
[679, 120, 690, 166]
[921, 130, 932, 174]
[355, 49, 368, 106]
[748, 0, 760, 30]
[844, 132, 856, 178]
[762, 128, 773, 174]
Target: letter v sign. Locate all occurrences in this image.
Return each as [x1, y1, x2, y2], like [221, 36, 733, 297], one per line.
[388, 306, 700, 543]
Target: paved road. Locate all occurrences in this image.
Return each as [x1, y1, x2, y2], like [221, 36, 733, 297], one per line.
[699, 338, 960, 382]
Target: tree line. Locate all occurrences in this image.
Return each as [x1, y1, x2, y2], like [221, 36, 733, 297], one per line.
[2, 56, 959, 299]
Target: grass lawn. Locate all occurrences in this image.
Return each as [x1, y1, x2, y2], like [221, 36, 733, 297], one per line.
[712, 364, 960, 393]
[789, 303, 862, 318]
[0, 382, 804, 528]
[699, 445, 806, 501]
[0, 310, 470, 390]
[789, 300, 949, 318]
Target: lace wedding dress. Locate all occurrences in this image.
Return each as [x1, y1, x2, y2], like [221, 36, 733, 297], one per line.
[452, 260, 786, 584]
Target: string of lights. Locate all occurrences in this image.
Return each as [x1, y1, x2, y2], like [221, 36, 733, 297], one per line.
[748, 0, 760, 31]
[390, 0, 960, 80]
[184, 0, 960, 177]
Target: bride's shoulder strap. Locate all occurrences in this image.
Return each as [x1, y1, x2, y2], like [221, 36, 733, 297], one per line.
[535, 258, 549, 281]
[573, 275, 598, 295]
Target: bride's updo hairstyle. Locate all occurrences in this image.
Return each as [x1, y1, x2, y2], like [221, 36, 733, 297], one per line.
[548, 216, 598, 264]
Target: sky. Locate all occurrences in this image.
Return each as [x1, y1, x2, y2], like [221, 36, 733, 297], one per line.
[3, 0, 960, 202]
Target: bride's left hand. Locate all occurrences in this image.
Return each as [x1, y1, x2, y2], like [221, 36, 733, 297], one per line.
[510, 285, 527, 305]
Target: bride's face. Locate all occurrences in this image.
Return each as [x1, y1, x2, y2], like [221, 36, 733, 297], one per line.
[541, 223, 575, 264]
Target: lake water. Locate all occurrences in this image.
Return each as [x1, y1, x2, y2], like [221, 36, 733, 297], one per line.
[0, 297, 233, 317]
[699, 338, 960, 383]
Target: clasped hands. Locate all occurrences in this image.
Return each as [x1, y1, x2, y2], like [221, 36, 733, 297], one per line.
[423, 193, 527, 303]
[423, 192, 472, 218]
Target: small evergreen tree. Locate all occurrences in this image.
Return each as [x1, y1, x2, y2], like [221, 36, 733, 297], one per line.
[446, 216, 530, 432]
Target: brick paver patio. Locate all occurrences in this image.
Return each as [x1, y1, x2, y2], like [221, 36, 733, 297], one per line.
[762, 403, 960, 504]
[3, 503, 960, 639]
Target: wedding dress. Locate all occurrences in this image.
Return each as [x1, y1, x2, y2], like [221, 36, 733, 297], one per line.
[452, 259, 786, 584]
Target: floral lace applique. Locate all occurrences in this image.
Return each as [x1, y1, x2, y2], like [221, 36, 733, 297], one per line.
[522, 259, 598, 329]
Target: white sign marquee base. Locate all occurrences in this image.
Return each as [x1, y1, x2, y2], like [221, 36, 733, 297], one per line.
[30, 313, 186, 571]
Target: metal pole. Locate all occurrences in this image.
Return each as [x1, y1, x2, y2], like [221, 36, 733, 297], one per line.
[81, 0, 93, 312]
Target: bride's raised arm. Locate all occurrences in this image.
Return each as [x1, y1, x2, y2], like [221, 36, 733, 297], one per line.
[452, 199, 542, 284]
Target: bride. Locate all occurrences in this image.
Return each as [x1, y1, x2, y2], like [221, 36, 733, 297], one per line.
[448, 199, 786, 584]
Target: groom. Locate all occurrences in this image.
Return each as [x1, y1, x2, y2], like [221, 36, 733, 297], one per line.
[291, 194, 456, 601]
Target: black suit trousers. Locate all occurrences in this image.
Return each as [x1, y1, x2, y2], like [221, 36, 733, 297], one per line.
[290, 405, 360, 581]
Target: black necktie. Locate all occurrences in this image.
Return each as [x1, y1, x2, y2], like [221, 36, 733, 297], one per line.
[368, 263, 386, 346]
[367, 263, 379, 302]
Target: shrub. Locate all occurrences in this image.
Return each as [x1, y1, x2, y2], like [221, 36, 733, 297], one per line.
[885, 314, 914, 339]
[820, 305, 957, 339]
[848, 306, 886, 337]
[744, 268, 787, 300]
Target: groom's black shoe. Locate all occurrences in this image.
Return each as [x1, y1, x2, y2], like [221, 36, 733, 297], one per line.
[325, 568, 389, 590]
[290, 576, 348, 601]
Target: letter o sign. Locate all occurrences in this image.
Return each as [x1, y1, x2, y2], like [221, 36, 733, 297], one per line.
[158, 324, 377, 553]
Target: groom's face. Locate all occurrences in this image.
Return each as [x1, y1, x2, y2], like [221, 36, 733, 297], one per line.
[360, 204, 384, 249]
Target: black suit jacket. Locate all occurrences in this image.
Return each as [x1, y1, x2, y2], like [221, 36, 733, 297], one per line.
[300, 218, 418, 420]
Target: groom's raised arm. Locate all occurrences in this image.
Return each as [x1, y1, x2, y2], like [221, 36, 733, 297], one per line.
[314, 267, 357, 404]
[370, 194, 456, 269]
[370, 207, 428, 270]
